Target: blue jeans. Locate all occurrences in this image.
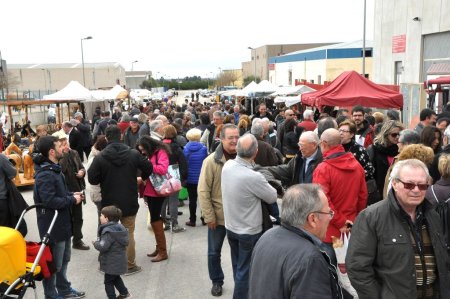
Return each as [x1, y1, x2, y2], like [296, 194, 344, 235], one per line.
[226, 230, 262, 299]
[207, 225, 227, 284]
[43, 239, 72, 299]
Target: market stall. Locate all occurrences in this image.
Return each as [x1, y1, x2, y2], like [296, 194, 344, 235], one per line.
[301, 70, 403, 110]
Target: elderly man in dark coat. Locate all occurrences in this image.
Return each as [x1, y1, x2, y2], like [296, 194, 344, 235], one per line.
[249, 184, 342, 299]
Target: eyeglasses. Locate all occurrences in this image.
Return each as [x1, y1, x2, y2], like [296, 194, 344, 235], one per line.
[339, 129, 351, 133]
[396, 178, 429, 191]
[312, 210, 335, 219]
[390, 133, 400, 138]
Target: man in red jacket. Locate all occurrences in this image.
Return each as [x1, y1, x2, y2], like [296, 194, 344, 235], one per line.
[313, 128, 367, 265]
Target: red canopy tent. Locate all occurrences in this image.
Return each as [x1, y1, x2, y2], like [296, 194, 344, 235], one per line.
[301, 70, 403, 110]
[426, 76, 450, 85]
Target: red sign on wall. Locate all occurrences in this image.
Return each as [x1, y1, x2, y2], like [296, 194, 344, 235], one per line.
[268, 63, 275, 71]
[392, 35, 406, 53]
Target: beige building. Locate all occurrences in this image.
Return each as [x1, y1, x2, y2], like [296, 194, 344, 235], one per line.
[373, 0, 450, 124]
[268, 40, 373, 86]
[125, 71, 152, 89]
[242, 43, 336, 81]
[7, 62, 126, 98]
[219, 68, 244, 88]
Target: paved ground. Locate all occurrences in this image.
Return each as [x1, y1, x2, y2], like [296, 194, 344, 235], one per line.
[20, 185, 234, 299]
[21, 92, 235, 299]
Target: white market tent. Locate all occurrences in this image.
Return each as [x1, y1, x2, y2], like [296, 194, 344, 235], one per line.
[273, 85, 316, 107]
[109, 85, 128, 99]
[43, 81, 94, 101]
[43, 81, 113, 121]
[253, 80, 277, 94]
[274, 95, 303, 107]
[271, 85, 316, 97]
[130, 89, 152, 100]
[235, 81, 258, 97]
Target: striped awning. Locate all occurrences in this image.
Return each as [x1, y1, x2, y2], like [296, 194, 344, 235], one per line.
[427, 63, 450, 75]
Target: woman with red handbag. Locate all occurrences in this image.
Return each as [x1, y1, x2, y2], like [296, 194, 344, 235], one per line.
[136, 136, 171, 262]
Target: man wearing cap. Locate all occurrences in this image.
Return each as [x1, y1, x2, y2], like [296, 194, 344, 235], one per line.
[73, 112, 91, 161]
[124, 115, 140, 149]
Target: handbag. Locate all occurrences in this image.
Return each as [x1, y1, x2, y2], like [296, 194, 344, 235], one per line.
[149, 164, 182, 197]
[149, 172, 181, 197]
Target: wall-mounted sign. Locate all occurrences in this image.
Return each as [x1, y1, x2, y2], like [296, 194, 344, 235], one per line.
[392, 35, 406, 53]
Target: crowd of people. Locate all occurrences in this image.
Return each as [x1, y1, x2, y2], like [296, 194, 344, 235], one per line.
[1, 94, 450, 299]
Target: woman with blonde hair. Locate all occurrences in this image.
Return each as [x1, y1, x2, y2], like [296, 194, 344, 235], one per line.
[238, 115, 251, 136]
[383, 144, 434, 198]
[368, 120, 404, 198]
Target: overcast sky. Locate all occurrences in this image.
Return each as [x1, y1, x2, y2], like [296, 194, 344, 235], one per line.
[0, 0, 374, 79]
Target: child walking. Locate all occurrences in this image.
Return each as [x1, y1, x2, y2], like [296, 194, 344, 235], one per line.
[93, 206, 132, 299]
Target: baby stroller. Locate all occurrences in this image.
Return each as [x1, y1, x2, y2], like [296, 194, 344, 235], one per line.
[0, 204, 58, 299]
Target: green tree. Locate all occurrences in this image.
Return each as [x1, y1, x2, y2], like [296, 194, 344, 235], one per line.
[243, 75, 260, 86]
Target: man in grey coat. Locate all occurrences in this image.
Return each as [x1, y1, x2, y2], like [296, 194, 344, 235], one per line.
[249, 184, 342, 299]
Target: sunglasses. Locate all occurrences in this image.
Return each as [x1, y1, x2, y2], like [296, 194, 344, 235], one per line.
[396, 179, 429, 191]
[390, 133, 400, 138]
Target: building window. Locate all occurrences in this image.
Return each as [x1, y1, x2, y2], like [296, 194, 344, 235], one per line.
[394, 61, 403, 85]
[361, 49, 372, 57]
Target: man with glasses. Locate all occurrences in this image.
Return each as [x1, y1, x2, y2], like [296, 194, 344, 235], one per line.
[249, 184, 343, 299]
[198, 124, 239, 297]
[351, 105, 374, 148]
[313, 128, 367, 266]
[347, 159, 449, 298]
[268, 131, 322, 186]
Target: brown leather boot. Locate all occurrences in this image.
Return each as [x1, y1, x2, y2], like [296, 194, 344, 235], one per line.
[151, 220, 168, 262]
[147, 221, 159, 257]
[147, 245, 158, 257]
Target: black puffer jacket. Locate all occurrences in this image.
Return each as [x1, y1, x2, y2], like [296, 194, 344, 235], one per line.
[347, 189, 450, 299]
[94, 221, 129, 275]
[88, 142, 153, 217]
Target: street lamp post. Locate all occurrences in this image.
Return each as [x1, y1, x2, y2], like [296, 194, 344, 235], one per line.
[248, 46, 257, 114]
[131, 60, 138, 71]
[362, 0, 366, 77]
[81, 36, 93, 87]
